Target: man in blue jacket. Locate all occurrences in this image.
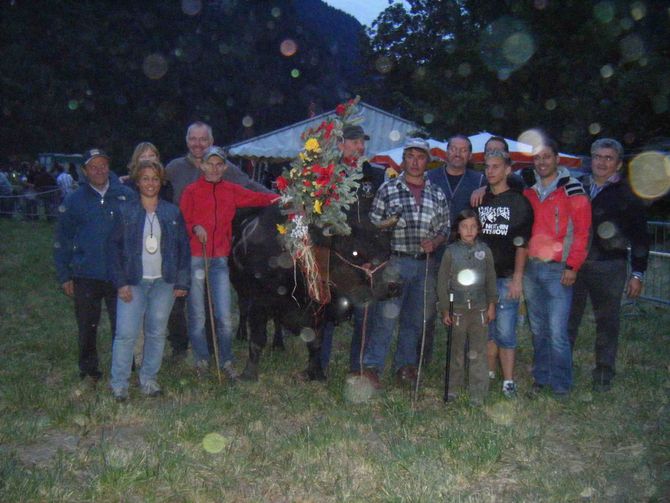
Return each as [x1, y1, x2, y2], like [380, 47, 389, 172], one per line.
[54, 149, 136, 382]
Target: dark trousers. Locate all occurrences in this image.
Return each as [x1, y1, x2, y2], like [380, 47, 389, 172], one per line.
[167, 296, 189, 355]
[568, 259, 627, 383]
[167, 296, 214, 356]
[73, 277, 117, 377]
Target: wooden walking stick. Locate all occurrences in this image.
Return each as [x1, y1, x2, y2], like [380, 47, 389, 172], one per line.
[202, 242, 223, 384]
[443, 292, 454, 403]
[414, 253, 431, 403]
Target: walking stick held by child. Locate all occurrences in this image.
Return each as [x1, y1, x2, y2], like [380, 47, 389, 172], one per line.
[443, 292, 454, 403]
[202, 242, 223, 384]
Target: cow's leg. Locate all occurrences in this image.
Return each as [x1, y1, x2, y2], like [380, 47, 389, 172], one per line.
[240, 306, 268, 381]
[302, 327, 326, 381]
[235, 292, 249, 341]
[271, 317, 285, 350]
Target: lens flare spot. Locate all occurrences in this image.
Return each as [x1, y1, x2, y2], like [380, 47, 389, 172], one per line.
[53, 241, 61, 248]
[629, 151, 670, 200]
[68, 100, 79, 111]
[630, 2, 646, 20]
[512, 236, 525, 247]
[597, 221, 616, 239]
[467, 349, 479, 360]
[202, 432, 228, 453]
[344, 375, 375, 403]
[382, 303, 400, 319]
[58, 205, 66, 213]
[600, 64, 614, 78]
[620, 34, 645, 62]
[545, 98, 557, 111]
[389, 129, 401, 142]
[142, 53, 168, 80]
[485, 401, 515, 426]
[593, 1, 615, 23]
[352, 250, 358, 257]
[457, 269, 476, 286]
[181, 0, 202, 16]
[271, 6, 281, 18]
[518, 129, 544, 150]
[589, 123, 602, 135]
[277, 285, 287, 295]
[479, 16, 535, 76]
[277, 252, 293, 269]
[280, 39, 297, 57]
[375, 56, 393, 74]
[491, 105, 505, 119]
[290, 68, 300, 78]
[423, 113, 435, 125]
[194, 269, 205, 280]
[299, 327, 316, 342]
[242, 115, 254, 128]
[458, 63, 472, 77]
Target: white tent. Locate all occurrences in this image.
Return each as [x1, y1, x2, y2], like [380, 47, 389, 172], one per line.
[226, 102, 419, 161]
[370, 131, 582, 170]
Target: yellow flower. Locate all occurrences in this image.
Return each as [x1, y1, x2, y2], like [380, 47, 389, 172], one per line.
[313, 199, 322, 214]
[386, 167, 398, 179]
[304, 138, 321, 153]
[299, 152, 307, 162]
[276, 224, 287, 235]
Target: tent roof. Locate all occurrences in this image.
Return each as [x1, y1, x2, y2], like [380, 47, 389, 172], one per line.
[226, 102, 419, 161]
[370, 131, 582, 170]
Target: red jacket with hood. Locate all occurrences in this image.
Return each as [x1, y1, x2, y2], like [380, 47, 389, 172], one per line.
[180, 177, 277, 258]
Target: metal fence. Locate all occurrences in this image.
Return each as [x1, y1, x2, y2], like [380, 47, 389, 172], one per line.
[640, 221, 670, 305]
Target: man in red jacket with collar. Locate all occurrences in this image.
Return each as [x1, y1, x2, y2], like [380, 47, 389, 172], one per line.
[180, 146, 278, 381]
[523, 138, 591, 398]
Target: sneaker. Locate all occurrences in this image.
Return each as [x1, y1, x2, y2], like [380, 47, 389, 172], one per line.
[140, 381, 162, 397]
[222, 361, 239, 383]
[502, 380, 517, 399]
[488, 370, 496, 380]
[112, 387, 128, 402]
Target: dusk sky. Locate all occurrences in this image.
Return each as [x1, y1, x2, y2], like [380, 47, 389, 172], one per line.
[323, 0, 410, 27]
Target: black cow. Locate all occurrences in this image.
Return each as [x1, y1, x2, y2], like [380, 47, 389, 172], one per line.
[230, 195, 393, 381]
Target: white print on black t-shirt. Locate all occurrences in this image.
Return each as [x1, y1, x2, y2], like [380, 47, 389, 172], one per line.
[479, 205, 510, 236]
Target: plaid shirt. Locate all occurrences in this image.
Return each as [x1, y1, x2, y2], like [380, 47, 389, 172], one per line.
[370, 173, 450, 253]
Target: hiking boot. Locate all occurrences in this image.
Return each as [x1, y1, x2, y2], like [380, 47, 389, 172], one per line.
[502, 380, 517, 399]
[222, 361, 239, 383]
[112, 387, 128, 403]
[140, 381, 162, 397]
[395, 365, 418, 387]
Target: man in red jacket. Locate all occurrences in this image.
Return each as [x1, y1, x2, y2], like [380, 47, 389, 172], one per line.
[180, 146, 278, 380]
[523, 138, 591, 398]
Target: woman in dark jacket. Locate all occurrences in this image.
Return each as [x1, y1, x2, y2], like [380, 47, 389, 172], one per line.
[107, 160, 190, 401]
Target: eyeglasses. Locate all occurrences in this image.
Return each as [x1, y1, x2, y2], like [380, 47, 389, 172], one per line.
[593, 154, 617, 162]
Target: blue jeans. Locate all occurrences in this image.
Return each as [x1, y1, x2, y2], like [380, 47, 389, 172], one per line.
[489, 277, 521, 349]
[523, 260, 573, 394]
[320, 305, 369, 372]
[364, 256, 437, 372]
[111, 278, 175, 390]
[188, 256, 234, 367]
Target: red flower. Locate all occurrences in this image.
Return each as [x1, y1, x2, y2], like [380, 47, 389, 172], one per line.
[303, 180, 312, 188]
[276, 176, 288, 191]
[335, 104, 346, 116]
[323, 122, 335, 139]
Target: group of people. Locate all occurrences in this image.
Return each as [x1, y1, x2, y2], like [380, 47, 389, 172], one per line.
[53, 117, 649, 404]
[54, 123, 277, 401]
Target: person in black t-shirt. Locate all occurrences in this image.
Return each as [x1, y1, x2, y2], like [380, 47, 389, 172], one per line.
[477, 150, 533, 398]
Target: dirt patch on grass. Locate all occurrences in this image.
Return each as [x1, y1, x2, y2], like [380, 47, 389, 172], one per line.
[6, 423, 149, 468]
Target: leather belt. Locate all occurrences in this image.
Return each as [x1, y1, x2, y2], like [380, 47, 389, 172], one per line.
[392, 250, 427, 260]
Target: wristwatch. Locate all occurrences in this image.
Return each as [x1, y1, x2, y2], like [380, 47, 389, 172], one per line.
[631, 272, 644, 281]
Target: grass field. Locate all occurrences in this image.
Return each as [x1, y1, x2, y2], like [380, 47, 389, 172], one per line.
[1, 220, 669, 501]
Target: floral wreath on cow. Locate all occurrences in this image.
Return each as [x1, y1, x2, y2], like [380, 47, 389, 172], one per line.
[275, 96, 366, 303]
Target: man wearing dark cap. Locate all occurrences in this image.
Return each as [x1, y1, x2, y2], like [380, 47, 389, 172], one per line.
[319, 124, 387, 375]
[54, 149, 136, 382]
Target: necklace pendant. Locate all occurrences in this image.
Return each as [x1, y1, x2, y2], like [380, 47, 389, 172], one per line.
[145, 235, 158, 254]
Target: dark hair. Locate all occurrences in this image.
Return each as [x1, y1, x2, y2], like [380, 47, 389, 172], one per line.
[538, 137, 559, 155]
[447, 134, 473, 153]
[485, 136, 509, 153]
[451, 208, 481, 241]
